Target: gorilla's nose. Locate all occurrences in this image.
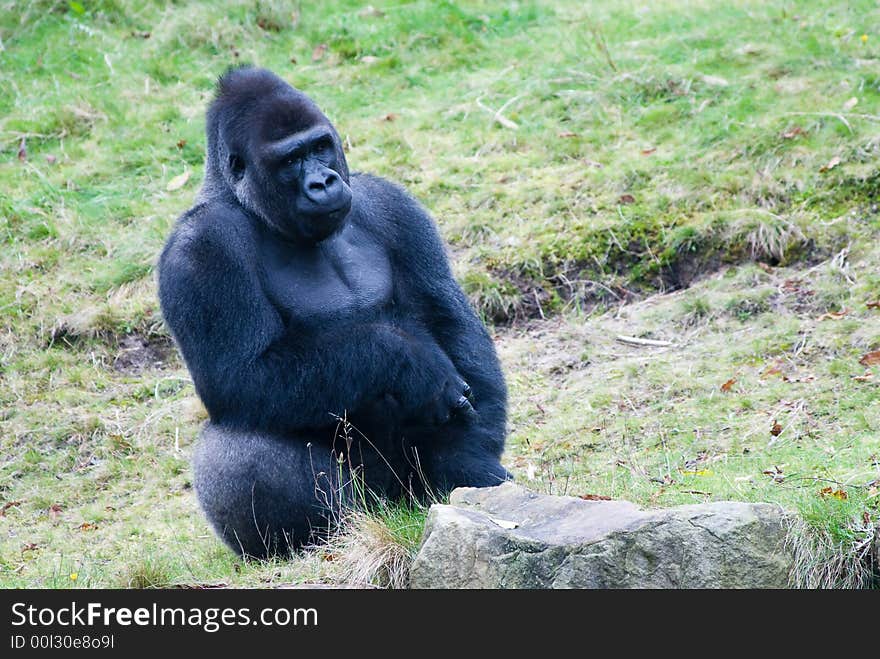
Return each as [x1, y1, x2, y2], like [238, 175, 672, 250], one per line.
[303, 167, 342, 204]
[307, 171, 337, 193]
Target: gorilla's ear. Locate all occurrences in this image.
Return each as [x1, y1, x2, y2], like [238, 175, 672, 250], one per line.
[228, 154, 246, 181]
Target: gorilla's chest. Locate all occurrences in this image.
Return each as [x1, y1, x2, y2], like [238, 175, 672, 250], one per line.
[259, 226, 393, 325]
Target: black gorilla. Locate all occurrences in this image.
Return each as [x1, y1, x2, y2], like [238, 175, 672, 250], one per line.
[158, 66, 509, 558]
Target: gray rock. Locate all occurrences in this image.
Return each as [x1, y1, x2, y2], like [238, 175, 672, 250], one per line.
[409, 482, 793, 588]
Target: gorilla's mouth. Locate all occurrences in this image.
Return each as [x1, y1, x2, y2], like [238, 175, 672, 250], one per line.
[323, 199, 352, 219]
[300, 186, 352, 220]
[299, 204, 351, 243]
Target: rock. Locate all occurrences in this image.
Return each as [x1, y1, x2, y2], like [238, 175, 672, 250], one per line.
[409, 483, 793, 588]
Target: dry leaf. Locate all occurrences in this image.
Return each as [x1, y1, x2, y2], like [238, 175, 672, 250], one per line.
[360, 55, 379, 64]
[842, 96, 858, 111]
[166, 170, 190, 192]
[17, 137, 26, 162]
[557, 131, 577, 138]
[867, 300, 880, 309]
[640, 147, 657, 156]
[176, 139, 186, 149]
[311, 43, 328, 61]
[579, 494, 612, 501]
[720, 378, 736, 392]
[0, 501, 22, 516]
[78, 522, 98, 531]
[819, 487, 847, 500]
[382, 113, 398, 122]
[618, 194, 636, 204]
[762, 465, 785, 482]
[770, 421, 783, 437]
[762, 360, 785, 378]
[49, 504, 62, 521]
[852, 371, 874, 382]
[781, 126, 805, 139]
[46, 154, 57, 164]
[859, 350, 880, 367]
[681, 469, 713, 476]
[819, 156, 841, 173]
[584, 159, 603, 168]
[489, 516, 518, 529]
[817, 309, 849, 320]
[21, 543, 40, 553]
[757, 261, 773, 273]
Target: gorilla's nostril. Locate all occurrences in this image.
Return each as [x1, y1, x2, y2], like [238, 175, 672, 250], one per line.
[306, 171, 338, 195]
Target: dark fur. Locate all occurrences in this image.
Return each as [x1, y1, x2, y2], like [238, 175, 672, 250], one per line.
[158, 67, 509, 558]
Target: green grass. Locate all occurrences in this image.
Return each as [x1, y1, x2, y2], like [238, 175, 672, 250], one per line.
[1, 0, 878, 587]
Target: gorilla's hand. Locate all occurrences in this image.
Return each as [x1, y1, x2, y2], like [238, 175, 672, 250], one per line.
[391, 330, 476, 426]
[423, 372, 476, 427]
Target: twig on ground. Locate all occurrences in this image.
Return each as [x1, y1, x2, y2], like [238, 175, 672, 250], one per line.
[615, 335, 676, 348]
[476, 96, 520, 130]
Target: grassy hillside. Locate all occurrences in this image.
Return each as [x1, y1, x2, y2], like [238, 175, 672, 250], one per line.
[1, 0, 878, 587]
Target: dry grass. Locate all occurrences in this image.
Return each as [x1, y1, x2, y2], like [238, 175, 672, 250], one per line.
[787, 516, 879, 589]
[317, 509, 422, 589]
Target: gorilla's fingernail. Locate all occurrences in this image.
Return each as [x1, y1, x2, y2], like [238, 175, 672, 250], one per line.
[456, 395, 469, 409]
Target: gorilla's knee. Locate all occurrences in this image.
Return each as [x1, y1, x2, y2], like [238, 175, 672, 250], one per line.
[193, 425, 339, 558]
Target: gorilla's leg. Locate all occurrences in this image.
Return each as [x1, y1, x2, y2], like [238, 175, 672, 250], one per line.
[193, 424, 351, 558]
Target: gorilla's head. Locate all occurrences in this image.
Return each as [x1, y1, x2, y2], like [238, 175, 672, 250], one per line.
[205, 66, 352, 243]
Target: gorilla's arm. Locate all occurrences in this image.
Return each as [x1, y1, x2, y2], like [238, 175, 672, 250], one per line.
[374, 179, 507, 455]
[158, 209, 455, 434]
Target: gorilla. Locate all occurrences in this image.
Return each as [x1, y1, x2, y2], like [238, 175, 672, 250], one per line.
[158, 66, 509, 558]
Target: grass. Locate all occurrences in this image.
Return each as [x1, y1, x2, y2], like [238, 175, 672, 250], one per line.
[1, 0, 878, 587]
[316, 497, 429, 589]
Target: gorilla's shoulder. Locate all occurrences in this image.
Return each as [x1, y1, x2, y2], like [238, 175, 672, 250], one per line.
[350, 172, 436, 241]
[351, 172, 418, 207]
[160, 201, 257, 272]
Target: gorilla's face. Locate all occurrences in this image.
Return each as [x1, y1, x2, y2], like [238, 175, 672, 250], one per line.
[221, 84, 352, 244]
[251, 120, 352, 243]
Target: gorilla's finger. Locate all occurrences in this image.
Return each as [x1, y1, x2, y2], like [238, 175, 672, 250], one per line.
[452, 396, 476, 418]
[462, 382, 473, 401]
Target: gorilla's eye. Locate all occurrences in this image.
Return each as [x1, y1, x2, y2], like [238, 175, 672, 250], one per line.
[312, 136, 333, 153]
[228, 154, 245, 179]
